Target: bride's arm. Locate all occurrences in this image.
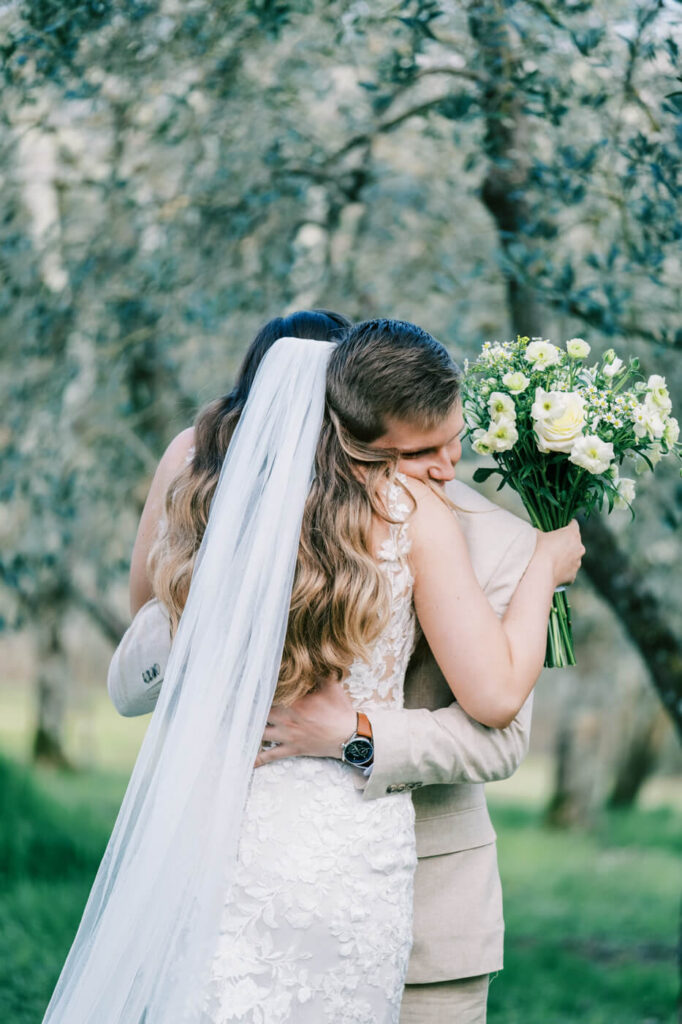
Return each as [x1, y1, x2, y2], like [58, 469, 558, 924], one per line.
[129, 427, 195, 616]
[409, 481, 583, 730]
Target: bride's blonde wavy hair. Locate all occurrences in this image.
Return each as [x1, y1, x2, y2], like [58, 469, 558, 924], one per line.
[150, 317, 461, 704]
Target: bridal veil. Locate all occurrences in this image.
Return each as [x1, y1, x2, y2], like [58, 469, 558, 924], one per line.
[42, 337, 334, 1023]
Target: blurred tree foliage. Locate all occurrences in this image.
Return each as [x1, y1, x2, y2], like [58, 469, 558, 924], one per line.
[0, 0, 681, 764]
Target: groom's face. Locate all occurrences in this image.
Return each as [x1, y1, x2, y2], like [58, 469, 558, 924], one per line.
[373, 401, 465, 488]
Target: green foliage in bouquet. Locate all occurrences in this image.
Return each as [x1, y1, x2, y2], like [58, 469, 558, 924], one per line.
[461, 336, 680, 668]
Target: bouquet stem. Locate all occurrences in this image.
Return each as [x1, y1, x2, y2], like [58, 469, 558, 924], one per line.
[519, 482, 577, 669]
[546, 587, 575, 668]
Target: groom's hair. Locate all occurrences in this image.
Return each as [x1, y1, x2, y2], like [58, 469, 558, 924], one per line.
[277, 318, 461, 706]
[327, 318, 461, 442]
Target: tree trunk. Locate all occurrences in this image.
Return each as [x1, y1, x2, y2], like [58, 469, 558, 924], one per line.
[468, 0, 682, 739]
[545, 664, 607, 828]
[580, 514, 682, 742]
[32, 604, 71, 768]
[468, 2, 544, 340]
[608, 704, 669, 809]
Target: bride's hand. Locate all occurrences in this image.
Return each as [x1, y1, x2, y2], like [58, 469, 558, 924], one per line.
[535, 520, 585, 588]
[254, 678, 357, 768]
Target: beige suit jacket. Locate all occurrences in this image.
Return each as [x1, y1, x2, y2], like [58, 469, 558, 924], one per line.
[107, 480, 536, 984]
[362, 479, 537, 982]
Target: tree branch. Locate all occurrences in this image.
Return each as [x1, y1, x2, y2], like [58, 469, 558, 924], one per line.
[67, 583, 128, 646]
[322, 93, 470, 166]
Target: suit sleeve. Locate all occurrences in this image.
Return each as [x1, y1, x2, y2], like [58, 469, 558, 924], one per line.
[107, 599, 171, 717]
[362, 519, 538, 801]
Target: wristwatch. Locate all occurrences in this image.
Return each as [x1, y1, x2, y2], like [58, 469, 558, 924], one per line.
[341, 711, 374, 767]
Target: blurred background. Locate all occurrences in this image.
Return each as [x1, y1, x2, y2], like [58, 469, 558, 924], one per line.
[1, 1, 681, 1022]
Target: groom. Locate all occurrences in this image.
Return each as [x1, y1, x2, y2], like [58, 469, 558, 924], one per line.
[108, 342, 536, 1024]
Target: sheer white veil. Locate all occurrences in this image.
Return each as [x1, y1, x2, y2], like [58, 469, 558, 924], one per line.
[42, 337, 335, 1023]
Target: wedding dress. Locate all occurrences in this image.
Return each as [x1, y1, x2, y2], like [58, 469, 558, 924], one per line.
[42, 340, 416, 1024]
[201, 476, 418, 1024]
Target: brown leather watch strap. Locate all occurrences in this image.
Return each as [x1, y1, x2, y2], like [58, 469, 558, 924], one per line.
[356, 711, 373, 740]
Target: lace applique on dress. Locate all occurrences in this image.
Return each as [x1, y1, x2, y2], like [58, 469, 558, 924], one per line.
[202, 472, 417, 1024]
[342, 472, 416, 712]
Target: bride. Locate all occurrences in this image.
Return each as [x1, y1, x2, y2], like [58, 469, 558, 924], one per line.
[42, 318, 583, 1024]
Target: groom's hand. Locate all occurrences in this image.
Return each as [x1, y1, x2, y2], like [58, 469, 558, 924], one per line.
[254, 679, 356, 767]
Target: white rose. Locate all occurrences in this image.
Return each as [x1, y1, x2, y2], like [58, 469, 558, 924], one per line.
[502, 370, 530, 394]
[569, 435, 615, 475]
[488, 418, 519, 452]
[566, 338, 591, 359]
[646, 375, 672, 414]
[614, 477, 636, 510]
[664, 416, 679, 448]
[603, 357, 624, 379]
[488, 392, 516, 420]
[524, 340, 562, 372]
[532, 390, 586, 453]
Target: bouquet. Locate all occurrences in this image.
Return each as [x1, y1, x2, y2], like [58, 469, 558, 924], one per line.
[461, 336, 680, 668]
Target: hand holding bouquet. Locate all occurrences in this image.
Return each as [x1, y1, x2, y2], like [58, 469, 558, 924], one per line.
[461, 336, 680, 667]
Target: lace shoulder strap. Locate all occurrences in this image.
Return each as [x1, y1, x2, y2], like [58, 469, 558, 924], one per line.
[378, 472, 413, 564]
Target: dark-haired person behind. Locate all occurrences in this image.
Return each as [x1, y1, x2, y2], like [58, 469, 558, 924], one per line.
[128, 309, 351, 616]
[111, 313, 583, 1023]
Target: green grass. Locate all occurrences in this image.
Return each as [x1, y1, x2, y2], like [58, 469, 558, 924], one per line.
[0, 755, 678, 1024]
[487, 800, 679, 1024]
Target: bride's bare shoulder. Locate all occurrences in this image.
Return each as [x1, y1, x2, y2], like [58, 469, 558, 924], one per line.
[153, 426, 195, 488]
[164, 426, 195, 469]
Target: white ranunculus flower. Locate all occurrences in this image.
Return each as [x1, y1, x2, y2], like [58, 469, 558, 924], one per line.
[489, 344, 513, 360]
[603, 357, 625, 378]
[642, 395, 667, 438]
[524, 340, 562, 371]
[488, 418, 519, 452]
[566, 338, 591, 359]
[630, 404, 648, 438]
[532, 390, 586, 453]
[664, 416, 680, 448]
[502, 370, 530, 394]
[488, 391, 516, 419]
[569, 435, 615, 475]
[531, 387, 565, 421]
[471, 429, 494, 455]
[646, 374, 672, 414]
[614, 477, 636, 510]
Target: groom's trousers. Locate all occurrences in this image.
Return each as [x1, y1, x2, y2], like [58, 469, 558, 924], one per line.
[400, 974, 489, 1023]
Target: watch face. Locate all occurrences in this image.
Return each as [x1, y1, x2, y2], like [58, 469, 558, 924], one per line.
[344, 738, 373, 765]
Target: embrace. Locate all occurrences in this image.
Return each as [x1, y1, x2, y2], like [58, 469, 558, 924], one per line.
[43, 313, 584, 1024]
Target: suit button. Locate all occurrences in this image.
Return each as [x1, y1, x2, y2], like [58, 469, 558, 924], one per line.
[405, 782, 422, 791]
[387, 783, 407, 794]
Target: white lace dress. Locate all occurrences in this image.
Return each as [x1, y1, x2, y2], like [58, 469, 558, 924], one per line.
[201, 477, 418, 1024]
